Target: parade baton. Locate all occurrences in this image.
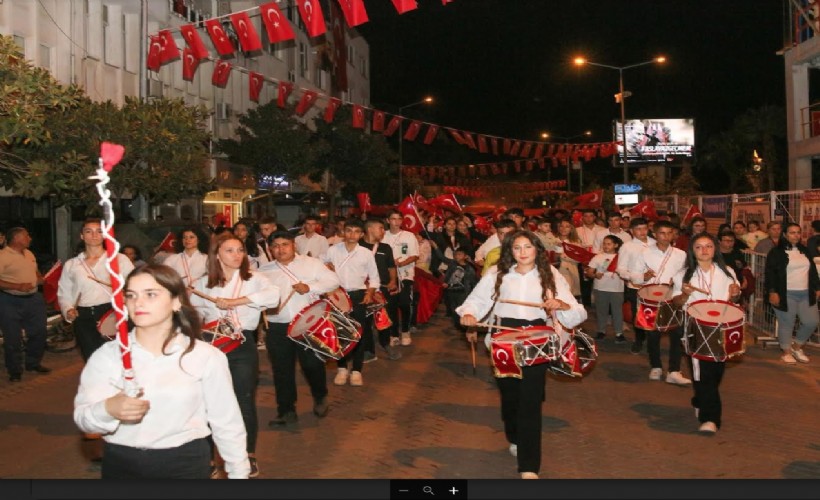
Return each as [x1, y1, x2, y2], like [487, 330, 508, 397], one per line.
[91, 142, 140, 397]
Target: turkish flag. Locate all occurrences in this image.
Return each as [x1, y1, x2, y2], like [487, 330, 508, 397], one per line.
[295, 90, 319, 116]
[423, 124, 439, 145]
[391, 0, 418, 14]
[533, 143, 544, 158]
[629, 199, 658, 221]
[357, 192, 371, 213]
[398, 196, 424, 234]
[491, 137, 499, 155]
[260, 2, 296, 43]
[510, 141, 522, 156]
[157, 232, 177, 253]
[576, 189, 604, 208]
[324, 97, 342, 123]
[372, 110, 385, 132]
[562, 242, 595, 266]
[297, 0, 326, 37]
[606, 254, 619, 273]
[478, 135, 488, 153]
[503, 139, 511, 154]
[404, 120, 422, 141]
[520, 142, 532, 157]
[211, 60, 231, 88]
[462, 133, 477, 150]
[42, 261, 62, 308]
[682, 204, 703, 225]
[158, 30, 180, 64]
[429, 194, 462, 213]
[182, 48, 200, 82]
[230, 12, 263, 52]
[249, 72, 265, 103]
[383, 116, 403, 137]
[147, 35, 162, 71]
[205, 19, 235, 56]
[337, 0, 369, 27]
[447, 128, 466, 145]
[277, 81, 294, 108]
[352, 104, 366, 129]
[180, 25, 209, 60]
[413, 267, 444, 325]
[442, 0, 455, 5]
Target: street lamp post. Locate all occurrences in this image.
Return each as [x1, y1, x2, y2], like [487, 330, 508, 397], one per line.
[398, 96, 433, 202]
[573, 56, 666, 183]
[540, 130, 592, 193]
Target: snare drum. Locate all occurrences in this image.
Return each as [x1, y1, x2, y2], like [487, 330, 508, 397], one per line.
[324, 288, 353, 314]
[636, 284, 675, 331]
[96, 309, 118, 340]
[547, 329, 598, 378]
[684, 300, 745, 362]
[288, 300, 342, 360]
[490, 326, 559, 378]
[202, 317, 244, 354]
[365, 290, 388, 316]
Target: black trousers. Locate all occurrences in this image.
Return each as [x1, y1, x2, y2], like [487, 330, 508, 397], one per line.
[579, 263, 593, 307]
[691, 358, 725, 428]
[0, 291, 47, 375]
[226, 332, 259, 453]
[75, 303, 112, 362]
[495, 317, 548, 475]
[102, 437, 210, 479]
[386, 279, 414, 335]
[625, 287, 646, 346]
[266, 322, 327, 415]
[647, 326, 683, 372]
[337, 289, 371, 372]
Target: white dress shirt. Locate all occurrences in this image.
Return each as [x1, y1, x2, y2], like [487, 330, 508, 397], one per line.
[456, 264, 587, 329]
[672, 265, 739, 304]
[594, 228, 632, 250]
[295, 233, 329, 259]
[588, 252, 624, 293]
[163, 250, 208, 287]
[383, 229, 420, 281]
[323, 243, 380, 291]
[474, 233, 500, 262]
[58, 253, 135, 317]
[73, 333, 250, 478]
[617, 237, 656, 289]
[257, 255, 340, 323]
[577, 224, 606, 253]
[191, 272, 279, 330]
[632, 244, 687, 287]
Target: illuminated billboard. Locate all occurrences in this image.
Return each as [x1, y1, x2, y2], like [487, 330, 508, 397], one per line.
[613, 118, 695, 164]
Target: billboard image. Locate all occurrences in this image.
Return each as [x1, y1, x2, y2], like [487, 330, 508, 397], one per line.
[614, 118, 695, 164]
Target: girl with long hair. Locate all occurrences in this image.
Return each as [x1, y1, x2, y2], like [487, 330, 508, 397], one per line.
[554, 219, 582, 299]
[163, 226, 209, 287]
[457, 230, 587, 479]
[190, 232, 279, 478]
[73, 265, 249, 478]
[232, 220, 261, 269]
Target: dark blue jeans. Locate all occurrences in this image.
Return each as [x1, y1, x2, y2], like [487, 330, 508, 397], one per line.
[0, 291, 47, 375]
[226, 331, 259, 453]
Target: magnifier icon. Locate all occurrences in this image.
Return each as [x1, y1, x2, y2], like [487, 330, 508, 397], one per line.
[423, 486, 435, 495]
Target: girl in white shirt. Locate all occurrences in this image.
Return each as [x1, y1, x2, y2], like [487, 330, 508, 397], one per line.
[671, 233, 742, 434]
[555, 220, 582, 298]
[190, 233, 279, 478]
[74, 264, 249, 479]
[585, 235, 625, 341]
[162, 227, 209, 287]
[458, 230, 587, 480]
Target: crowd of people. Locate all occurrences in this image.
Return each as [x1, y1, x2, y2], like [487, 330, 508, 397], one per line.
[0, 206, 818, 480]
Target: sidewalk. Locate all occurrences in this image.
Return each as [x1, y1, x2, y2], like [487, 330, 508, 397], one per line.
[0, 306, 818, 479]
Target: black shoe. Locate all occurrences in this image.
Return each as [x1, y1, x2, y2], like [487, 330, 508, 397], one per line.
[313, 398, 329, 418]
[248, 456, 259, 478]
[9, 373, 21, 382]
[614, 335, 627, 344]
[269, 411, 298, 426]
[26, 365, 51, 373]
[630, 343, 642, 355]
[595, 332, 606, 340]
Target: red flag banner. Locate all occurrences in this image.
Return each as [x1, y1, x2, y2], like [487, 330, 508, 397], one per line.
[510, 141, 522, 156]
[629, 199, 658, 221]
[277, 81, 294, 108]
[180, 24, 209, 60]
[384, 116, 403, 137]
[182, 48, 200, 82]
[533, 143, 544, 158]
[606, 254, 619, 273]
[249, 71, 265, 103]
[447, 128, 466, 145]
[158, 29, 180, 64]
[230, 12, 263, 52]
[372, 110, 386, 132]
[562, 241, 596, 266]
[211, 60, 232, 88]
[413, 267, 444, 325]
[42, 261, 62, 307]
[520, 142, 532, 158]
[357, 192, 371, 213]
[429, 194, 462, 213]
[298, 0, 327, 37]
[157, 232, 177, 253]
[682, 204, 703, 225]
[398, 196, 424, 234]
[491, 137, 499, 155]
[404, 120, 422, 141]
[337, 0, 369, 27]
[423, 124, 439, 145]
[147, 35, 161, 71]
[503, 139, 511, 155]
[391, 0, 418, 14]
[205, 19, 235, 56]
[352, 104, 366, 129]
[575, 189, 604, 208]
[295, 90, 319, 116]
[462, 133, 477, 150]
[324, 97, 342, 123]
[260, 2, 296, 43]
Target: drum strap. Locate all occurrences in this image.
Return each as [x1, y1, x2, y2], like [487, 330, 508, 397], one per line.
[79, 257, 111, 293]
[337, 246, 358, 270]
[220, 275, 244, 334]
[651, 247, 674, 284]
[181, 253, 193, 287]
[695, 265, 715, 300]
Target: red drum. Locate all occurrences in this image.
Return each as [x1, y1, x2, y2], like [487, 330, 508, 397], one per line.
[324, 288, 353, 314]
[490, 326, 559, 378]
[365, 290, 388, 316]
[636, 284, 678, 331]
[201, 317, 244, 354]
[547, 329, 598, 378]
[288, 300, 362, 360]
[96, 310, 118, 340]
[684, 300, 746, 362]
[330, 306, 362, 358]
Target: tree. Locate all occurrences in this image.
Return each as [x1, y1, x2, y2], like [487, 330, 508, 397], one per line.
[670, 161, 701, 198]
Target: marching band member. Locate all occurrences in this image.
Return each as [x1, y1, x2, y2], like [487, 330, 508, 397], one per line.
[554, 220, 582, 300]
[671, 233, 742, 433]
[58, 218, 134, 361]
[232, 220, 262, 269]
[190, 232, 279, 478]
[295, 215, 329, 259]
[631, 221, 690, 384]
[585, 235, 624, 341]
[258, 231, 340, 425]
[383, 210, 420, 347]
[457, 230, 586, 480]
[323, 219, 380, 387]
[617, 217, 656, 350]
[359, 218, 400, 359]
[74, 264, 249, 479]
[162, 226, 209, 288]
[576, 209, 606, 307]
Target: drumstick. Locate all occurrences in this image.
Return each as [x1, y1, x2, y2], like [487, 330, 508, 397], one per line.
[278, 288, 297, 312]
[188, 288, 217, 304]
[498, 298, 544, 308]
[86, 275, 112, 288]
[470, 339, 477, 375]
[474, 322, 531, 333]
[687, 285, 709, 295]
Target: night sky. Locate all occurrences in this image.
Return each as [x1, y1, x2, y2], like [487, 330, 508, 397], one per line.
[357, 0, 786, 189]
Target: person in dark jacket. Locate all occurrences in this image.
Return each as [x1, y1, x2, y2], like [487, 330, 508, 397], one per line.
[430, 216, 474, 279]
[765, 223, 820, 364]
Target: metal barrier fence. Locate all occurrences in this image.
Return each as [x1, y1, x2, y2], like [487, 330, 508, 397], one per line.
[647, 190, 806, 227]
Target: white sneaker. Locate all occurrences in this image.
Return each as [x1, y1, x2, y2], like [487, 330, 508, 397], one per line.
[334, 368, 350, 385]
[349, 370, 363, 386]
[791, 348, 810, 364]
[389, 337, 401, 347]
[781, 352, 797, 365]
[698, 421, 717, 433]
[665, 371, 692, 385]
[509, 444, 517, 457]
[401, 331, 412, 346]
[648, 367, 663, 381]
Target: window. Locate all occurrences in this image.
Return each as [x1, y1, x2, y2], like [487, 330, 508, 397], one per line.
[360, 56, 367, 78]
[39, 44, 52, 72]
[299, 42, 308, 78]
[12, 35, 25, 56]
